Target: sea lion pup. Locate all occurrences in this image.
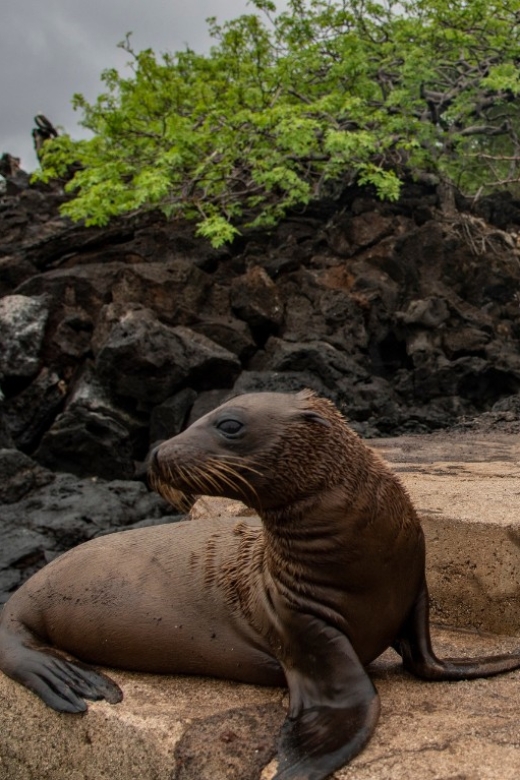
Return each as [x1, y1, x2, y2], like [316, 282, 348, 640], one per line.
[1, 391, 519, 780]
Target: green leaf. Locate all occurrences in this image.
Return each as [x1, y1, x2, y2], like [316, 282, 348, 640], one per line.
[195, 215, 241, 247]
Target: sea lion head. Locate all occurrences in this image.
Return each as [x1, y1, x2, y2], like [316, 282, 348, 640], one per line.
[149, 390, 359, 512]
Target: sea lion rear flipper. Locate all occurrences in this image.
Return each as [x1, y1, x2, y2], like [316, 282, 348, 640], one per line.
[273, 611, 380, 780]
[395, 581, 520, 681]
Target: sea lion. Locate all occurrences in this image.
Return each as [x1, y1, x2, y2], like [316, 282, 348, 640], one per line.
[1, 390, 519, 780]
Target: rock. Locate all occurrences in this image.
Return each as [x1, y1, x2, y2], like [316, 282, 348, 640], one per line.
[0, 472, 179, 603]
[251, 337, 368, 389]
[232, 370, 333, 399]
[15, 262, 126, 315]
[325, 211, 394, 257]
[230, 266, 283, 340]
[0, 393, 14, 448]
[41, 361, 150, 477]
[186, 389, 233, 426]
[442, 327, 490, 357]
[52, 309, 94, 360]
[492, 393, 520, 414]
[0, 255, 38, 297]
[0, 529, 48, 576]
[96, 308, 241, 407]
[192, 317, 256, 362]
[3, 368, 67, 451]
[473, 190, 520, 229]
[0, 449, 54, 504]
[341, 376, 401, 423]
[34, 407, 135, 480]
[173, 703, 283, 780]
[111, 260, 212, 325]
[412, 354, 520, 408]
[66, 361, 140, 424]
[397, 297, 450, 328]
[0, 294, 48, 379]
[149, 388, 198, 443]
[3, 474, 175, 540]
[173, 326, 241, 391]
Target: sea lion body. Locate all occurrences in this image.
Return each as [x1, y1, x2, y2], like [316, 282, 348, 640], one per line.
[4, 519, 283, 683]
[1, 390, 519, 780]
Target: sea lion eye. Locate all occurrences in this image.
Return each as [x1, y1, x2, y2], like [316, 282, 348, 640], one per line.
[216, 419, 243, 437]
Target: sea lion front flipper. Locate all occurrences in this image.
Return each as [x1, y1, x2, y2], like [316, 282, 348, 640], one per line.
[0, 624, 123, 713]
[273, 611, 380, 780]
[12, 650, 123, 713]
[395, 581, 520, 681]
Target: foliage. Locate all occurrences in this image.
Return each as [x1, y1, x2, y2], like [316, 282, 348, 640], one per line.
[36, 1, 520, 245]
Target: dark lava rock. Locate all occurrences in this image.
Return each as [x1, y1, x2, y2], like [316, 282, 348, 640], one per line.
[2, 368, 67, 451]
[251, 337, 368, 390]
[0, 469, 180, 604]
[0, 255, 38, 297]
[110, 260, 212, 325]
[149, 388, 198, 443]
[34, 406, 136, 480]
[233, 370, 333, 399]
[32, 363, 148, 479]
[96, 308, 241, 408]
[0, 294, 49, 380]
[0, 449, 55, 504]
[186, 389, 234, 426]
[230, 265, 284, 341]
[192, 317, 256, 362]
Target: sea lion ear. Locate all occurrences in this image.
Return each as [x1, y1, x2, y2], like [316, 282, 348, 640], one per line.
[299, 409, 332, 428]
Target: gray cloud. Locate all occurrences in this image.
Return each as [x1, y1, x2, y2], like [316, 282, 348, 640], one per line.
[1, 1, 267, 170]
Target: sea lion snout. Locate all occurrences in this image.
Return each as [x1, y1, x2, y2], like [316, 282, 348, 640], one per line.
[149, 414, 262, 508]
[148, 444, 160, 471]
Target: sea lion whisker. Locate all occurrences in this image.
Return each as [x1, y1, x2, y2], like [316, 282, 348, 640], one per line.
[209, 467, 247, 498]
[204, 458, 244, 481]
[210, 459, 259, 492]
[167, 464, 177, 486]
[201, 460, 243, 494]
[213, 456, 265, 479]
[190, 466, 216, 495]
[187, 464, 226, 499]
[195, 466, 224, 495]
[205, 458, 260, 504]
[175, 461, 199, 490]
[167, 486, 192, 513]
[205, 458, 244, 480]
[150, 464, 193, 512]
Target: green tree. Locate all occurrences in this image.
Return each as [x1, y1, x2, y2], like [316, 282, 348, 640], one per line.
[37, 0, 520, 245]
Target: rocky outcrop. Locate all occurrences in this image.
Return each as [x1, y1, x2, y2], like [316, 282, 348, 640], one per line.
[0, 448, 179, 604]
[2, 172, 520, 602]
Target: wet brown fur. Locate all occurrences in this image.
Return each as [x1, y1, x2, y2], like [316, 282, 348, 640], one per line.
[152, 390, 425, 659]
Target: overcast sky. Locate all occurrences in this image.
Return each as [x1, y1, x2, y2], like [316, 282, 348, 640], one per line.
[1, 1, 276, 171]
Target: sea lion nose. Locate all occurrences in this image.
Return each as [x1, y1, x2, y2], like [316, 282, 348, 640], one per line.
[148, 441, 164, 474]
